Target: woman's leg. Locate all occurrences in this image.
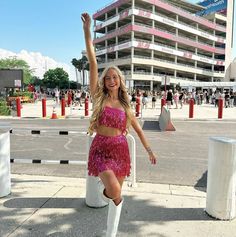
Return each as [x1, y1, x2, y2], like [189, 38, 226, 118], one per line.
[99, 170, 125, 237]
[99, 170, 125, 205]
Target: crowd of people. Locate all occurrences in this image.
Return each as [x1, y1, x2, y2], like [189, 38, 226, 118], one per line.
[32, 87, 236, 112]
[128, 89, 236, 110]
[33, 88, 89, 107]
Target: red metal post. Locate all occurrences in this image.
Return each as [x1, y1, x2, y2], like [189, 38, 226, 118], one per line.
[135, 97, 141, 117]
[189, 98, 194, 118]
[61, 98, 65, 116]
[16, 97, 21, 117]
[218, 98, 223, 119]
[161, 98, 166, 111]
[42, 98, 46, 117]
[85, 97, 89, 116]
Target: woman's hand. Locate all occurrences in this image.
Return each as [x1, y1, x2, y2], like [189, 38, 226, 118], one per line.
[81, 13, 91, 30]
[149, 152, 157, 165]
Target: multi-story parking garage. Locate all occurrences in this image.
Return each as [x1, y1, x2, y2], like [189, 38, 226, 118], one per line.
[93, 0, 234, 90]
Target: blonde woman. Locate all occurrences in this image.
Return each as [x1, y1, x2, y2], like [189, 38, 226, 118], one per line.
[82, 13, 157, 237]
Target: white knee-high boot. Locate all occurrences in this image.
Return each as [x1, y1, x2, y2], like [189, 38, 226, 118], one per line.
[106, 199, 123, 237]
[98, 180, 110, 204]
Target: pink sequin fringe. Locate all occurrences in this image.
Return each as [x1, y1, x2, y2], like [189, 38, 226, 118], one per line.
[88, 134, 131, 177]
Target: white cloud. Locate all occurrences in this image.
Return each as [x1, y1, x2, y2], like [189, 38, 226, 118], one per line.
[0, 48, 77, 81]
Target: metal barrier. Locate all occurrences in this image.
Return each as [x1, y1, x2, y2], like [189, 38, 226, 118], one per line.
[10, 129, 137, 200]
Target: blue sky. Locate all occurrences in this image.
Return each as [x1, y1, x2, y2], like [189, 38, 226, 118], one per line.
[0, 0, 235, 66]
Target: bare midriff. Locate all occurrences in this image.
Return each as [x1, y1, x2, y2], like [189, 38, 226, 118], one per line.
[96, 125, 123, 136]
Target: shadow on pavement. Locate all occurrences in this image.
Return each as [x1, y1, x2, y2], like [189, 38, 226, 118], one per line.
[142, 120, 161, 131]
[2, 195, 213, 237]
[194, 170, 207, 192]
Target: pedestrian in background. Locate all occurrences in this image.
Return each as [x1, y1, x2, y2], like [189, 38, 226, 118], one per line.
[152, 91, 157, 109]
[82, 13, 157, 237]
[173, 90, 179, 109]
[166, 89, 173, 109]
[142, 91, 148, 109]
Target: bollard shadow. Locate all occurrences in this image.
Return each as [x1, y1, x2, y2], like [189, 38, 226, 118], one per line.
[142, 120, 161, 131]
[194, 170, 207, 192]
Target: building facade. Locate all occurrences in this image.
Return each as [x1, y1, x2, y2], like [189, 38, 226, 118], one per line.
[93, 0, 233, 90]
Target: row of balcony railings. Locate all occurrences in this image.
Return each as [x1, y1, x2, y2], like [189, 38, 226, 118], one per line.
[95, 38, 225, 65]
[97, 55, 225, 74]
[119, 70, 213, 82]
[157, 0, 226, 31]
[94, 0, 226, 32]
[96, 6, 225, 41]
[94, 22, 225, 52]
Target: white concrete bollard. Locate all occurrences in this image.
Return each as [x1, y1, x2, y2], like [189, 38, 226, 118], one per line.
[206, 137, 236, 220]
[85, 175, 108, 208]
[0, 129, 11, 198]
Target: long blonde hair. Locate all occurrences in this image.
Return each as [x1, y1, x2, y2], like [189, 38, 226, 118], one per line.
[88, 66, 133, 135]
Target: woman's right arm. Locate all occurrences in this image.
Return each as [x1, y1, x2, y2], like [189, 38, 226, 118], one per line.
[81, 13, 98, 98]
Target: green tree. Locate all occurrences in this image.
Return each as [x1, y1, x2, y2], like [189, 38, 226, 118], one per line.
[42, 67, 69, 89]
[69, 81, 81, 89]
[31, 76, 43, 86]
[0, 57, 33, 85]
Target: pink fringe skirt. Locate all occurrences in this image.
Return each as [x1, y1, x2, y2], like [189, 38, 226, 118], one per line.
[88, 134, 131, 177]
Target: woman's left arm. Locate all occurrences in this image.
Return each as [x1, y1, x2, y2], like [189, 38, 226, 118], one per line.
[131, 116, 157, 165]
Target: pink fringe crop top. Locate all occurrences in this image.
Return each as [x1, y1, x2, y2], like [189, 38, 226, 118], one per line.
[99, 106, 127, 133]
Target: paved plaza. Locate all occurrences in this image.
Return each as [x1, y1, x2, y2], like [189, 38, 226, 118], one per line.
[0, 98, 236, 237]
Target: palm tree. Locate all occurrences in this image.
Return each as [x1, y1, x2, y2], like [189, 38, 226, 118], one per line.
[71, 56, 88, 88]
[71, 58, 80, 88]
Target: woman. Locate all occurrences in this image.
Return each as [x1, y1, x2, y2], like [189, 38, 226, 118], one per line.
[82, 13, 157, 237]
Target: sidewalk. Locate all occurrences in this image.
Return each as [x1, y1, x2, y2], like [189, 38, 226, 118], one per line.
[1, 174, 236, 237]
[6, 98, 236, 121]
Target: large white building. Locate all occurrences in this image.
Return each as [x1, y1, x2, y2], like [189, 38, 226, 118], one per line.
[93, 0, 234, 90]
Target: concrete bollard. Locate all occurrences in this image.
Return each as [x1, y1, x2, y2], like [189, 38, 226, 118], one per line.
[206, 137, 236, 220]
[85, 175, 108, 208]
[0, 124, 11, 198]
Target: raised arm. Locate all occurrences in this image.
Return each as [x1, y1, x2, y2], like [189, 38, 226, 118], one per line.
[81, 13, 98, 98]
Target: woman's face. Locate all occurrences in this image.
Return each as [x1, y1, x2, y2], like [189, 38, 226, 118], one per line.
[104, 69, 120, 92]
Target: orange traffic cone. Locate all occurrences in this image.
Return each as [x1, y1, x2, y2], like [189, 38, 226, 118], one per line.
[165, 121, 176, 131]
[51, 107, 58, 119]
